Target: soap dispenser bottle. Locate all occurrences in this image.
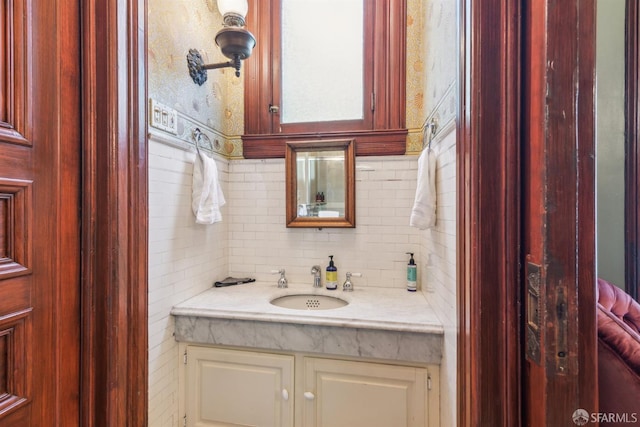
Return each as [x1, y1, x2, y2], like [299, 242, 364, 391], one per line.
[326, 255, 338, 290]
[406, 252, 417, 292]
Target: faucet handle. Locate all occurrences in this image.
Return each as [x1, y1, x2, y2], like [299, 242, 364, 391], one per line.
[343, 272, 361, 292]
[271, 269, 288, 288]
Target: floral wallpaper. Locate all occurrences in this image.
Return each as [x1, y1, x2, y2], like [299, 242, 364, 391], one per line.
[148, 0, 244, 157]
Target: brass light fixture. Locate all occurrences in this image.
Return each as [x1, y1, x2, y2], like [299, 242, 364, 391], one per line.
[187, 0, 256, 84]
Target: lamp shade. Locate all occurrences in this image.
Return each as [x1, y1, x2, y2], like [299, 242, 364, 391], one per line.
[217, 0, 248, 18]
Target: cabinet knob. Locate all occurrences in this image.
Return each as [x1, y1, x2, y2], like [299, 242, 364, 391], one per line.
[303, 391, 315, 400]
[282, 389, 289, 401]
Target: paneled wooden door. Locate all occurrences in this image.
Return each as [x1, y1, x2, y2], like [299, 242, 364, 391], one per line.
[0, 0, 81, 425]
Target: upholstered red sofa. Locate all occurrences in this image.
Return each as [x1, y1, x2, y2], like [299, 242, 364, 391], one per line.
[597, 278, 640, 424]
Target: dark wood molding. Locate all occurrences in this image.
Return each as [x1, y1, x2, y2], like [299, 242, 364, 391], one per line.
[81, 0, 148, 426]
[457, 0, 522, 425]
[242, 129, 407, 159]
[625, 0, 639, 301]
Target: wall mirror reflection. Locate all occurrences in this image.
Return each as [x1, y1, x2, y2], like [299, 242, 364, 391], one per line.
[285, 139, 355, 228]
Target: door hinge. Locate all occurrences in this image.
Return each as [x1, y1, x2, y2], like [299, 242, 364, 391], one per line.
[370, 92, 376, 112]
[183, 350, 187, 365]
[183, 414, 187, 427]
[427, 374, 432, 391]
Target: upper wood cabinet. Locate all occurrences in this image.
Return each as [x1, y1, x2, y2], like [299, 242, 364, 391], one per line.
[242, 0, 407, 159]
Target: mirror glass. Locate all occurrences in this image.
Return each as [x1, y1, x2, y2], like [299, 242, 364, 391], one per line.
[296, 150, 345, 217]
[285, 139, 355, 228]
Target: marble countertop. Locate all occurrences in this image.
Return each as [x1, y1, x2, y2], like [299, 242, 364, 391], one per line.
[170, 281, 444, 335]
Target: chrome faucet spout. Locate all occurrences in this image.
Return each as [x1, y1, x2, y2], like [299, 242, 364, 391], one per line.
[311, 265, 322, 288]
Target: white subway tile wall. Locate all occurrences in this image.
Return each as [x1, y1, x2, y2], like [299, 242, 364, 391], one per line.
[148, 139, 229, 427]
[421, 129, 457, 427]
[227, 156, 422, 288]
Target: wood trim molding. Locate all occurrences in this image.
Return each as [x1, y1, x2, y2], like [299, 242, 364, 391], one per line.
[242, 129, 407, 159]
[457, 0, 522, 425]
[81, 0, 148, 426]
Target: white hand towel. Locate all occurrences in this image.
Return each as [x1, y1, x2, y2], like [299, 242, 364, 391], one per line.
[410, 148, 437, 230]
[192, 151, 226, 224]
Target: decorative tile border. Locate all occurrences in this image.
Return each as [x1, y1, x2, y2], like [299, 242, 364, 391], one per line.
[148, 109, 243, 158]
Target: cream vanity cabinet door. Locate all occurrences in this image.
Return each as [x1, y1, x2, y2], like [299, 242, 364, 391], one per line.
[185, 346, 294, 427]
[301, 357, 431, 427]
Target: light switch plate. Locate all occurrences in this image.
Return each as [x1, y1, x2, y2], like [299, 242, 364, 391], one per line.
[149, 98, 178, 135]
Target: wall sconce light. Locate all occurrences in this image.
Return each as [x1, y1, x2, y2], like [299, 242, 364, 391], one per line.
[187, 0, 256, 85]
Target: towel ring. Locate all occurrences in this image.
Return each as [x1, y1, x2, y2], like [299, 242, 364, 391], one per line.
[423, 118, 438, 151]
[192, 128, 211, 154]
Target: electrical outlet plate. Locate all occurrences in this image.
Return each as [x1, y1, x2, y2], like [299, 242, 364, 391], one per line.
[149, 98, 178, 135]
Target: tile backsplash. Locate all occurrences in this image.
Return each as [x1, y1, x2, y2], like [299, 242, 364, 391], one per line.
[227, 155, 423, 289]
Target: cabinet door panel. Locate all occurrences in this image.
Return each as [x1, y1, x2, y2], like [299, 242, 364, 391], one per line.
[303, 358, 428, 427]
[186, 347, 294, 427]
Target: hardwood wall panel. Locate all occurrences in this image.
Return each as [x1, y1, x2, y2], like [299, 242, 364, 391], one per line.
[0, 178, 31, 279]
[0, 0, 29, 146]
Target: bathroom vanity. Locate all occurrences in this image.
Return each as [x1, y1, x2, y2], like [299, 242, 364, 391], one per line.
[171, 282, 444, 427]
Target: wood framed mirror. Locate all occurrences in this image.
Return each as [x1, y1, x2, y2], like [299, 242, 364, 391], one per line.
[285, 139, 355, 228]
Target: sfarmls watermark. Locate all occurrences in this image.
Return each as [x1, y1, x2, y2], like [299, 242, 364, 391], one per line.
[572, 408, 638, 425]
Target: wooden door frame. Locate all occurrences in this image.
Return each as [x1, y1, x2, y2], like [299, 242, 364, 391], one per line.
[458, 0, 597, 425]
[81, 0, 148, 426]
[457, 0, 522, 425]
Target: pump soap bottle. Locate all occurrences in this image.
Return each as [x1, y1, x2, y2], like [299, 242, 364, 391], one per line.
[406, 252, 417, 292]
[326, 255, 338, 290]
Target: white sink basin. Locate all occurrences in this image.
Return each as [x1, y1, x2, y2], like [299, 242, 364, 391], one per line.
[270, 294, 348, 310]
